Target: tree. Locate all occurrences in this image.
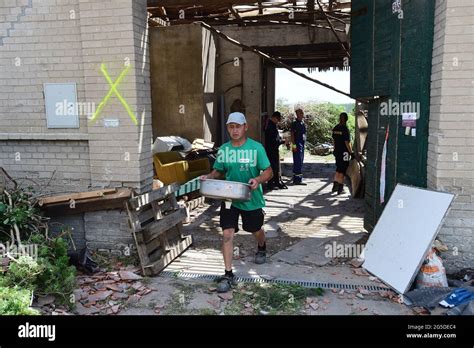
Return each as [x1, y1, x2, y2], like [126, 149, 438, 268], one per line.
[274, 100, 355, 146]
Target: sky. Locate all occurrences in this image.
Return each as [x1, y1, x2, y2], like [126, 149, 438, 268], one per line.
[275, 68, 354, 105]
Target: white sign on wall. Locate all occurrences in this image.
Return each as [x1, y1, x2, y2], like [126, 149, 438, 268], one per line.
[44, 83, 80, 128]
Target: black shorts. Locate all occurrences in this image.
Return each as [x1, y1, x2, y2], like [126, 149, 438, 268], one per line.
[219, 202, 264, 233]
[335, 154, 350, 174]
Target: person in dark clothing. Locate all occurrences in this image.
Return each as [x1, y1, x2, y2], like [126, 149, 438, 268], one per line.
[264, 111, 288, 190]
[290, 108, 307, 185]
[331, 112, 353, 194]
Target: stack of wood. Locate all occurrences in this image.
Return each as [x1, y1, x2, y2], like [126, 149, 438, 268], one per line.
[125, 183, 192, 276]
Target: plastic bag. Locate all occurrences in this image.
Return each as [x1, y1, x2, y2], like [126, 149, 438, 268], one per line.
[415, 248, 448, 289]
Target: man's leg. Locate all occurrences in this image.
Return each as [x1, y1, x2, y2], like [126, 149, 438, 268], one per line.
[217, 204, 239, 293]
[253, 228, 265, 248]
[301, 144, 305, 168]
[222, 228, 235, 272]
[242, 209, 266, 264]
[268, 149, 279, 187]
[293, 143, 305, 184]
[253, 228, 267, 264]
[300, 144, 305, 182]
[292, 145, 302, 183]
[332, 171, 340, 192]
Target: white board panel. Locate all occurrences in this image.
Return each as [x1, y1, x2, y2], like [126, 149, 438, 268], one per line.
[44, 83, 79, 128]
[362, 184, 454, 294]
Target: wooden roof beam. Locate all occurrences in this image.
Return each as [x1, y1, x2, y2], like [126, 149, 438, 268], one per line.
[229, 6, 246, 26]
[148, 0, 257, 8]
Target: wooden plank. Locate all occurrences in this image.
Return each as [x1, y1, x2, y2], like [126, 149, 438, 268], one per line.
[144, 232, 172, 257]
[143, 235, 193, 276]
[42, 188, 131, 216]
[150, 200, 163, 220]
[125, 201, 142, 235]
[38, 188, 116, 206]
[147, 245, 165, 264]
[162, 225, 182, 247]
[132, 230, 151, 274]
[137, 205, 154, 225]
[128, 183, 180, 209]
[167, 193, 179, 210]
[142, 208, 187, 242]
[137, 200, 175, 224]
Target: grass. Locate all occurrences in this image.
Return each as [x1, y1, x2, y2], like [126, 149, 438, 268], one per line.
[224, 282, 324, 315]
[162, 282, 197, 315]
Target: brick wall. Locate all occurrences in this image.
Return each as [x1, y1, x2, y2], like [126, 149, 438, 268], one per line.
[0, 0, 153, 193]
[0, 139, 90, 193]
[84, 210, 133, 252]
[0, 0, 153, 251]
[428, 0, 474, 272]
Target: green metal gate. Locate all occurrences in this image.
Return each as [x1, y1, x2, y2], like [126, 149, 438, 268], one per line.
[350, 0, 435, 231]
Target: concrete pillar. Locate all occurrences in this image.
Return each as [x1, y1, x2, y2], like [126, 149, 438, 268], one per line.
[150, 23, 218, 143]
[428, 0, 474, 272]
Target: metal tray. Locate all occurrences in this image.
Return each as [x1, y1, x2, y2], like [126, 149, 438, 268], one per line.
[199, 178, 251, 201]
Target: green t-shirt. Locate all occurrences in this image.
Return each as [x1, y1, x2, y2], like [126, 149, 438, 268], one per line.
[213, 137, 271, 211]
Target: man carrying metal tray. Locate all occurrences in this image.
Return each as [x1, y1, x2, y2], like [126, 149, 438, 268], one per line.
[200, 112, 273, 293]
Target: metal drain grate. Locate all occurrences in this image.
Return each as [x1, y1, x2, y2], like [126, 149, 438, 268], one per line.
[160, 271, 388, 291]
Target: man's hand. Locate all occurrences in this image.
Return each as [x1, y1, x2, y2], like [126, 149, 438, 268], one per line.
[291, 144, 298, 153]
[201, 169, 224, 180]
[248, 178, 260, 190]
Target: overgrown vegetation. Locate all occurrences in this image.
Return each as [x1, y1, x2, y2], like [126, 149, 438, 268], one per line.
[0, 286, 39, 315]
[225, 282, 324, 315]
[30, 234, 76, 303]
[0, 178, 77, 314]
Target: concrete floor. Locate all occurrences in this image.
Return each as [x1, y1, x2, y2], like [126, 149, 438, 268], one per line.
[120, 153, 417, 315]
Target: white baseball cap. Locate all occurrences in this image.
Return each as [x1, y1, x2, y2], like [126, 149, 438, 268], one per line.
[226, 112, 247, 125]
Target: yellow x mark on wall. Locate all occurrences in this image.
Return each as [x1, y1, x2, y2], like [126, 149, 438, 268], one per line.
[89, 63, 138, 126]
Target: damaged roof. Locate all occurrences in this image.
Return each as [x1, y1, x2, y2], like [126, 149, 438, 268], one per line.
[147, 0, 351, 28]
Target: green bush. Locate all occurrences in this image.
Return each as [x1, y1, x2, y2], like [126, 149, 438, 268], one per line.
[0, 188, 77, 310]
[29, 234, 76, 303]
[1, 256, 43, 291]
[0, 191, 38, 243]
[2, 234, 76, 307]
[0, 286, 39, 315]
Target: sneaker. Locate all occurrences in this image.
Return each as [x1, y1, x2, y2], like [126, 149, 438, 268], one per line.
[254, 250, 266, 264]
[215, 274, 236, 293]
[277, 183, 288, 189]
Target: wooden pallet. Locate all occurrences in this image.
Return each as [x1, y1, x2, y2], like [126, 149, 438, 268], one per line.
[125, 183, 192, 276]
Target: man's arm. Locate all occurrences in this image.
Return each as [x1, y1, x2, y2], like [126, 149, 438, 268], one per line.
[345, 141, 353, 154]
[201, 169, 224, 180]
[248, 166, 273, 190]
[344, 128, 352, 154]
